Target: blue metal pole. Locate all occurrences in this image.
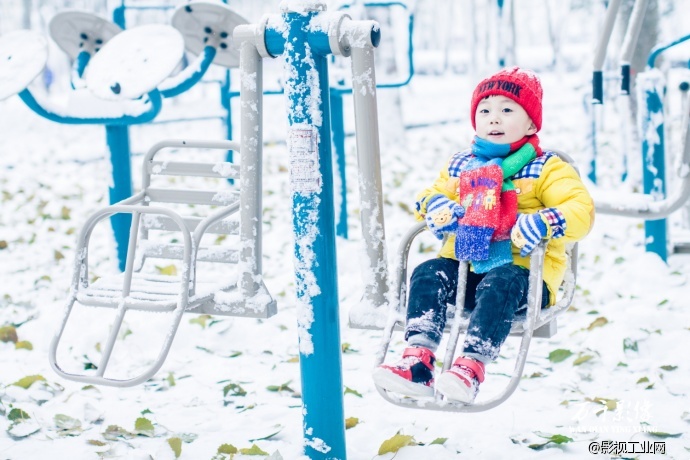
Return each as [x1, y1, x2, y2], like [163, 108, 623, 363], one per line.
[330, 90, 348, 239]
[641, 81, 667, 261]
[589, 104, 598, 184]
[74, 51, 90, 78]
[280, 8, 346, 459]
[105, 125, 133, 271]
[222, 69, 235, 184]
[113, 3, 126, 29]
[497, 0, 505, 68]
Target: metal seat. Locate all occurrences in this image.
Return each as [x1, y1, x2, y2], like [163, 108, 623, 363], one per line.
[373, 150, 579, 412]
[49, 139, 276, 387]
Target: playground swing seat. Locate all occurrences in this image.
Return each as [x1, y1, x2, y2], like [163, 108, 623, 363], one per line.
[374, 150, 579, 412]
[49, 139, 276, 388]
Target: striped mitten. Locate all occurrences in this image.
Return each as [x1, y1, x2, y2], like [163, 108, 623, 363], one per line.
[424, 195, 465, 240]
[511, 212, 549, 257]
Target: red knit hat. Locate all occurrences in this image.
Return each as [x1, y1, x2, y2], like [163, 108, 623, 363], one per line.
[470, 67, 543, 131]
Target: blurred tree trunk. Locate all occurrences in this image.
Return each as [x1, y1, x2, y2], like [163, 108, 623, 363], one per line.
[22, 0, 32, 29]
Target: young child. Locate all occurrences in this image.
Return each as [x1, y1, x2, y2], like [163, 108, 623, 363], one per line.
[373, 67, 595, 403]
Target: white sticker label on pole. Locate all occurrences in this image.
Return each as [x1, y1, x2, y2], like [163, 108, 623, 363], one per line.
[288, 124, 321, 194]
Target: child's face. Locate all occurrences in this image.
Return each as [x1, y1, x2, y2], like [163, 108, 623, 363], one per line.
[474, 95, 537, 144]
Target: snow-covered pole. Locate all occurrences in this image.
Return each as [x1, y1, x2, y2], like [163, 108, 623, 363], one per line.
[592, 0, 622, 104]
[236, 4, 384, 455]
[593, 89, 690, 221]
[264, 3, 352, 458]
[333, 16, 389, 319]
[638, 70, 667, 260]
[619, 0, 649, 95]
[234, 23, 265, 300]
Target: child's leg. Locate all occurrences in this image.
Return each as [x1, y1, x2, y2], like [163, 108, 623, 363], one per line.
[404, 257, 460, 351]
[373, 257, 474, 396]
[436, 264, 549, 402]
[461, 264, 550, 363]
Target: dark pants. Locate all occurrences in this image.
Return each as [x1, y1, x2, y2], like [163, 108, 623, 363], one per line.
[404, 258, 549, 362]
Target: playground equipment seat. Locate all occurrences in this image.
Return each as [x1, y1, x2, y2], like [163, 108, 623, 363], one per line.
[374, 150, 579, 412]
[49, 139, 276, 387]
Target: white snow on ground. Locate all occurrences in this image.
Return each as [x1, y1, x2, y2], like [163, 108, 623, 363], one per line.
[1, 1, 690, 459]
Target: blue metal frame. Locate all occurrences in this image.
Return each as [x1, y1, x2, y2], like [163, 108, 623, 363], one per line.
[21, 1, 233, 270]
[640, 82, 667, 260]
[224, 2, 413, 239]
[160, 46, 217, 98]
[115, 0, 235, 175]
[20, 88, 163, 270]
[72, 50, 90, 82]
[265, 11, 346, 459]
[639, 34, 690, 261]
[647, 33, 690, 69]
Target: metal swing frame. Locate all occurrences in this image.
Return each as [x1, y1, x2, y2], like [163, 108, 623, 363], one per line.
[49, 139, 276, 387]
[374, 150, 579, 412]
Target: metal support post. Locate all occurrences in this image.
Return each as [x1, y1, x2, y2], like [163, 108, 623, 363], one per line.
[592, 0, 623, 104]
[330, 90, 349, 238]
[639, 71, 668, 260]
[222, 69, 235, 184]
[348, 35, 389, 312]
[237, 5, 385, 455]
[620, 0, 650, 94]
[276, 6, 345, 458]
[237, 36, 263, 298]
[105, 125, 133, 271]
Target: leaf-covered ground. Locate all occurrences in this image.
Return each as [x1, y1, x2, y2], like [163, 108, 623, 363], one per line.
[2, 13, 690, 460]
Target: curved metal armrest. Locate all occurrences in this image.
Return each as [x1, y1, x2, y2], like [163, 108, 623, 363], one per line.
[71, 201, 192, 292]
[391, 221, 427, 310]
[68, 193, 145, 289]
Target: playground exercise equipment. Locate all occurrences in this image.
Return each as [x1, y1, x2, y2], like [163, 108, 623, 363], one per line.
[619, 0, 649, 95]
[171, 2, 245, 69]
[232, 3, 387, 457]
[112, 0, 175, 30]
[115, 0, 245, 167]
[48, 11, 122, 85]
[589, 0, 642, 183]
[331, 1, 414, 238]
[370, 151, 578, 412]
[0, 23, 167, 272]
[591, 30, 690, 260]
[588, 0, 631, 182]
[49, 138, 276, 387]
[594, 66, 690, 261]
[169, 1, 249, 168]
[207, 2, 413, 239]
[0, 30, 49, 101]
[8, 5, 248, 271]
[588, 0, 690, 261]
[591, 0, 622, 104]
[85, 23, 185, 100]
[6, 13, 183, 271]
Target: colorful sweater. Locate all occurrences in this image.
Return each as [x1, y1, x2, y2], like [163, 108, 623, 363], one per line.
[415, 149, 595, 305]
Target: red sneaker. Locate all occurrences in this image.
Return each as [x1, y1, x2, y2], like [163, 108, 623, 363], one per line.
[372, 347, 436, 397]
[435, 356, 485, 403]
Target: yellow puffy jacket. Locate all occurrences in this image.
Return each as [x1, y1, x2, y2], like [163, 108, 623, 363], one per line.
[415, 150, 595, 305]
